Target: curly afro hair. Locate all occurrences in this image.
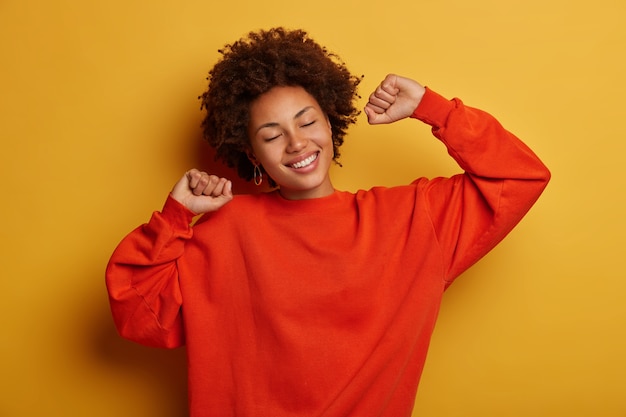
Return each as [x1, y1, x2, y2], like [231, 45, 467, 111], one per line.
[199, 27, 362, 185]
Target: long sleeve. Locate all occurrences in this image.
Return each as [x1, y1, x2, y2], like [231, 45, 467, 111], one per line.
[105, 196, 196, 347]
[412, 88, 551, 284]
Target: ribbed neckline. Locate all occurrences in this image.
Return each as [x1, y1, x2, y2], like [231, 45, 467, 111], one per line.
[261, 189, 351, 214]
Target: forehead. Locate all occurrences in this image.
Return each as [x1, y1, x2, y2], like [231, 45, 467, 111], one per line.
[249, 86, 321, 120]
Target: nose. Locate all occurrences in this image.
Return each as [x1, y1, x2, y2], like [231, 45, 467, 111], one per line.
[286, 131, 307, 153]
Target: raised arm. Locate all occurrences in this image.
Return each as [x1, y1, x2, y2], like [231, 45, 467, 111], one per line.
[105, 170, 233, 347]
[366, 74, 551, 284]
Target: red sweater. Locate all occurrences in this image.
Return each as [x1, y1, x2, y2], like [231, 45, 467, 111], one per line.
[106, 89, 550, 416]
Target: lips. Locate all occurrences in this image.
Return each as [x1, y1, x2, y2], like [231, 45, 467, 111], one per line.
[289, 152, 319, 169]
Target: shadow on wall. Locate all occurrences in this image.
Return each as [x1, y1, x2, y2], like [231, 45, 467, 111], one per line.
[92, 303, 189, 416]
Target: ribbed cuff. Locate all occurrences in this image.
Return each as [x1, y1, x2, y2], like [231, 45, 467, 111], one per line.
[160, 194, 197, 230]
[411, 87, 456, 128]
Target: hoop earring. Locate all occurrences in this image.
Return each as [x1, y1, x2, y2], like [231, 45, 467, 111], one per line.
[253, 164, 263, 186]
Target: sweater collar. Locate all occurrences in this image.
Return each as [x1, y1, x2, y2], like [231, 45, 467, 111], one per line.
[262, 189, 349, 214]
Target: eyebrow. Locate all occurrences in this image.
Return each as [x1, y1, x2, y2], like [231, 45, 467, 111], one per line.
[254, 106, 315, 134]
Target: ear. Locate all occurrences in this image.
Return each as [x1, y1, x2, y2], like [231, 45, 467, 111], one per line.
[245, 148, 258, 165]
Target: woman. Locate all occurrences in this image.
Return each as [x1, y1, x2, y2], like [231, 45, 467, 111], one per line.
[106, 27, 550, 417]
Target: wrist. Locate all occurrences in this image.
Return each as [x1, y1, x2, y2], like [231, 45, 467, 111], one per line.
[163, 194, 198, 225]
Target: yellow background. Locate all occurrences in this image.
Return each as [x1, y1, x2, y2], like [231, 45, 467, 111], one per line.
[1, 0, 624, 416]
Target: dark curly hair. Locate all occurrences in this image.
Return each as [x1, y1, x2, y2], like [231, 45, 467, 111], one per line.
[199, 27, 362, 184]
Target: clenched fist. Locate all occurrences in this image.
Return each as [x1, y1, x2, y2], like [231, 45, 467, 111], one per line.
[364, 74, 426, 125]
[170, 169, 233, 215]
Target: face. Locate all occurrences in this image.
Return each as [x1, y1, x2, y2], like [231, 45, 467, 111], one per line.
[247, 86, 335, 200]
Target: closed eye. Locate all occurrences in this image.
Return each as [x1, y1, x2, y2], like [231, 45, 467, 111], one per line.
[301, 120, 316, 127]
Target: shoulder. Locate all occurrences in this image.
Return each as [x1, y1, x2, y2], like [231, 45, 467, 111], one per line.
[194, 192, 270, 227]
[355, 179, 430, 203]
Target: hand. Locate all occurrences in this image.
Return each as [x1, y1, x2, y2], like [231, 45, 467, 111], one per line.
[170, 169, 233, 215]
[364, 74, 426, 125]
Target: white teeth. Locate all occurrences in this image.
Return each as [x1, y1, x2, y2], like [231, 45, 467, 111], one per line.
[291, 153, 318, 169]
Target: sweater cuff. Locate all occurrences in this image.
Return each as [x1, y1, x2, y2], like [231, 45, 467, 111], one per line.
[411, 87, 456, 128]
[160, 195, 197, 230]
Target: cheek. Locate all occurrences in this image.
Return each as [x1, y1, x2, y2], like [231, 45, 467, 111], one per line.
[322, 129, 335, 150]
[254, 144, 283, 166]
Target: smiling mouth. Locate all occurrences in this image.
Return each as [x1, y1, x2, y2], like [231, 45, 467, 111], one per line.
[289, 152, 318, 169]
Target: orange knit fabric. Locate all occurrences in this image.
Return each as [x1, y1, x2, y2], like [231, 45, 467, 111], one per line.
[106, 88, 550, 416]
